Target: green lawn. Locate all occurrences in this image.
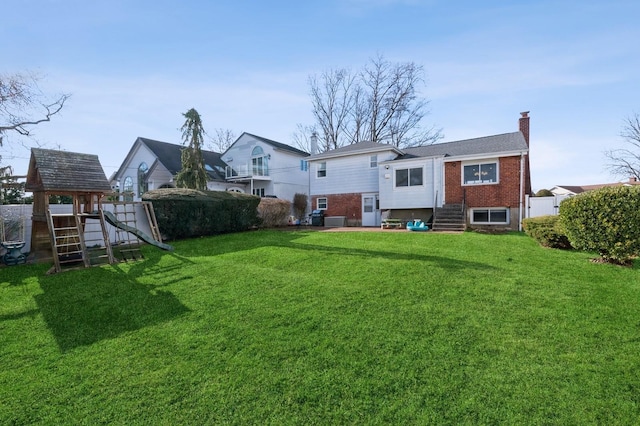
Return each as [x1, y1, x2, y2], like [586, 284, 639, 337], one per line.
[1, 230, 639, 424]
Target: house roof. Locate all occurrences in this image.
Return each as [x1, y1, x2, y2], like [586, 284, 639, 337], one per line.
[306, 132, 528, 163]
[116, 137, 228, 182]
[237, 132, 310, 157]
[398, 132, 528, 160]
[307, 141, 403, 161]
[552, 180, 640, 195]
[26, 148, 112, 193]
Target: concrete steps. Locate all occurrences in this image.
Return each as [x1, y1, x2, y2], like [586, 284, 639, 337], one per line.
[432, 204, 466, 232]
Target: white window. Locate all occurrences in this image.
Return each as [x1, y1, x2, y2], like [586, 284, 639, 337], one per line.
[395, 167, 423, 187]
[370, 155, 378, 168]
[471, 208, 509, 224]
[317, 162, 327, 178]
[253, 188, 265, 197]
[463, 161, 498, 185]
[122, 176, 134, 201]
[317, 197, 327, 210]
[251, 146, 269, 177]
[138, 162, 149, 196]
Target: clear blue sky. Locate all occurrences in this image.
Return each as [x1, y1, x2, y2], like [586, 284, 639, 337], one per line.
[2, 0, 639, 191]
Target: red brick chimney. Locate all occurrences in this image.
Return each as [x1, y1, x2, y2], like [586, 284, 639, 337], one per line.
[519, 111, 530, 146]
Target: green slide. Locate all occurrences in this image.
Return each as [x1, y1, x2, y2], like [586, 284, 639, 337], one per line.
[103, 210, 174, 251]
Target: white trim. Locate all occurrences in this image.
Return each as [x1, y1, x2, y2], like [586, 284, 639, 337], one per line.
[462, 159, 499, 186]
[317, 197, 328, 210]
[393, 165, 425, 189]
[470, 207, 510, 225]
[316, 162, 327, 178]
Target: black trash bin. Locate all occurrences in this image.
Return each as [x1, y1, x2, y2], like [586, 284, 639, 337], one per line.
[311, 209, 324, 226]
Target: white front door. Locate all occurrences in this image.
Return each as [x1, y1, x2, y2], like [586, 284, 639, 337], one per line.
[362, 194, 379, 227]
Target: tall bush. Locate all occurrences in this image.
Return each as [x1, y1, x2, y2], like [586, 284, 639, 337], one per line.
[559, 186, 640, 264]
[257, 198, 291, 228]
[292, 193, 308, 221]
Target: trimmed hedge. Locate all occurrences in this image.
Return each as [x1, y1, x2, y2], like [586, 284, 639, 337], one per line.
[257, 198, 292, 228]
[522, 215, 572, 249]
[142, 188, 260, 240]
[559, 186, 640, 264]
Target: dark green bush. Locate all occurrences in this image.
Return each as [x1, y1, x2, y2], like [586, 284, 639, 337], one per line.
[559, 186, 640, 264]
[522, 215, 572, 249]
[142, 188, 260, 240]
[257, 198, 291, 227]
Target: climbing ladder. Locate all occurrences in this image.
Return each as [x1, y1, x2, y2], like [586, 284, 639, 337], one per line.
[111, 202, 144, 261]
[46, 211, 114, 273]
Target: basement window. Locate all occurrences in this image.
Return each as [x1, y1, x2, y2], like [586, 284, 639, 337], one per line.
[471, 208, 509, 224]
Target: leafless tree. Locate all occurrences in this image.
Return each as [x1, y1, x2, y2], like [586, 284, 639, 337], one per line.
[304, 54, 442, 151]
[291, 123, 318, 153]
[605, 113, 640, 181]
[309, 68, 356, 151]
[208, 128, 236, 153]
[0, 72, 70, 147]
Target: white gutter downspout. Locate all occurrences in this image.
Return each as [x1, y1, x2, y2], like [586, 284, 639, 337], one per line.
[518, 152, 525, 231]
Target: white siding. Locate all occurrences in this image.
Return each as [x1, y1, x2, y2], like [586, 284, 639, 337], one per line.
[223, 134, 309, 202]
[379, 157, 444, 209]
[310, 152, 396, 196]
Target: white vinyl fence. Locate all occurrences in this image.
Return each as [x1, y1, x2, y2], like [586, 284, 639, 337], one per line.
[0, 203, 154, 254]
[525, 194, 572, 218]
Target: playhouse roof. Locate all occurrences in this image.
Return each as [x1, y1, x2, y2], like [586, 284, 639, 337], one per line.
[25, 148, 112, 193]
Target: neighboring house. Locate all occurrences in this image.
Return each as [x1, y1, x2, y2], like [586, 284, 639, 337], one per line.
[111, 137, 235, 201]
[221, 132, 310, 201]
[550, 178, 640, 196]
[112, 133, 310, 204]
[307, 112, 532, 230]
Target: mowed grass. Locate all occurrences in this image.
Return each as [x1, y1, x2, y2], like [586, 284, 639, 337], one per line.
[1, 230, 639, 424]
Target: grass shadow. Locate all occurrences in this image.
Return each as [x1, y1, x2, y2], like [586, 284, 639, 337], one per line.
[34, 255, 192, 353]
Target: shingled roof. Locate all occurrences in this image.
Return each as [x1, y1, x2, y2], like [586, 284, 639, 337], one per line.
[399, 132, 528, 159]
[234, 133, 310, 157]
[306, 141, 402, 161]
[138, 137, 228, 181]
[25, 148, 112, 193]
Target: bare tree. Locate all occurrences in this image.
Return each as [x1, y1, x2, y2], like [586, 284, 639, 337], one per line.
[291, 123, 318, 153]
[208, 128, 236, 153]
[304, 54, 441, 151]
[605, 113, 640, 181]
[309, 68, 356, 151]
[0, 72, 70, 147]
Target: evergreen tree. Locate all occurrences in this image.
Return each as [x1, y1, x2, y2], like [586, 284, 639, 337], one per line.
[175, 108, 208, 190]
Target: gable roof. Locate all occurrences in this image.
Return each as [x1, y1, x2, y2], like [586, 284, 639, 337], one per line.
[26, 148, 112, 193]
[232, 132, 309, 157]
[307, 141, 403, 161]
[115, 137, 228, 182]
[398, 132, 528, 160]
[552, 180, 640, 195]
[305, 132, 528, 163]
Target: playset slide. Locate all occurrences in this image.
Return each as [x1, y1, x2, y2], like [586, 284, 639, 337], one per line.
[103, 211, 173, 251]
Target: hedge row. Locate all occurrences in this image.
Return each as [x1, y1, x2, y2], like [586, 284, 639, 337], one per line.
[143, 188, 260, 241]
[522, 215, 572, 249]
[559, 186, 640, 264]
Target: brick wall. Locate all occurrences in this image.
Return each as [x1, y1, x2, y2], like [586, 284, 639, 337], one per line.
[444, 156, 523, 208]
[312, 193, 362, 223]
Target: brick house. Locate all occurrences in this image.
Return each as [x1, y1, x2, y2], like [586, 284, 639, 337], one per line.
[307, 112, 532, 230]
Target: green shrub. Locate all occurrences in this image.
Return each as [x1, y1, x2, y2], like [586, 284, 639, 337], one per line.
[142, 188, 260, 240]
[292, 193, 308, 221]
[559, 186, 640, 264]
[522, 215, 572, 249]
[257, 198, 291, 228]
